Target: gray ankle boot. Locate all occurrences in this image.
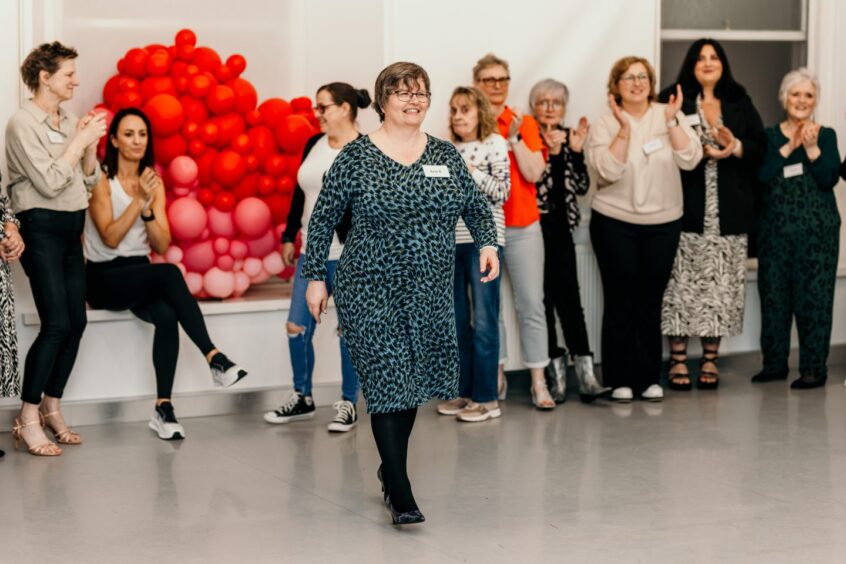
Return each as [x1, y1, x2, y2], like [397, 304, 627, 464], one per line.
[544, 357, 568, 404]
[574, 354, 611, 403]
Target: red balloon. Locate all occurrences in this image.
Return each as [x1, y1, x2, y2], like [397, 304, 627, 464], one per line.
[290, 97, 313, 113]
[113, 91, 143, 111]
[215, 65, 234, 83]
[176, 44, 195, 62]
[182, 121, 201, 140]
[174, 76, 190, 94]
[209, 182, 224, 193]
[214, 191, 237, 211]
[123, 48, 149, 79]
[140, 76, 177, 101]
[175, 29, 197, 47]
[257, 175, 275, 196]
[118, 76, 140, 92]
[234, 174, 259, 200]
[247, 126, 277, 160]
[180, 95, 208, 123]
[146, 49, 171, 76]
[245, 109, 261, 126]
[188, 74, 212, 98]
[230, 133, 252, 154]
[229, 78, 258, 114]
[264, 154, 286, 177]
[188, 139, 207, 157]
[170, 61, 188, 78]
[258, 98, 292, 129]
[143, 94, 184, 136]
[275, 114, 313, 154]
[154, 134, 187, 165]
[196, 149, 218, 185]
[212, 150, 247, 186]
[216, 113, 246, 145]
[276, 176, 295, 195]
[197, 188, 215, 207]
[264, 195, 290, 224]
[245, 154, 260, 172]
[185, 64, 200, 77]
[103, 75, 122, 106]
[117, 58, 126, 74]
[193, 47, 221, 72]
[145, 43, 168, 54]
[200, 122, 220, 145]
[226, 54, 247, 76]
[206, 85, 235, 115]
[286, 153, 302, 175]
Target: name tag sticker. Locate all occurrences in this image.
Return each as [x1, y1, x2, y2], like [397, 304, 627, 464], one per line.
[784, 163, 804, 178]
[642, 138, 664, 155]
[423, 165, 450, 178]
[685, 114, 702, 126]
[46, 130, 64, 144]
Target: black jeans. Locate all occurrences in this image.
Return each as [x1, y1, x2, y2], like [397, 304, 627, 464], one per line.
[86, 257, 216, 399]
[589, 211, 680, 393]
[540, 211, 591, 359]
[18, 209, 87, 405]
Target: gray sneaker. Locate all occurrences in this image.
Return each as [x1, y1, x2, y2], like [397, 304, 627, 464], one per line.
[148, 402, 185, 440]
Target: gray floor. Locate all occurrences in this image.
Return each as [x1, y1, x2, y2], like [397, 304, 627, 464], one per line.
[3, 365, 846, 564]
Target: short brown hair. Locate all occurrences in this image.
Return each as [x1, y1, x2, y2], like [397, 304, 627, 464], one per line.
[21, 41, 78, 93]
[372, 62, 430, 122]
[473, 53, 510, 83]
[448, 86, 497, 143]
[607, 56, 656, 104]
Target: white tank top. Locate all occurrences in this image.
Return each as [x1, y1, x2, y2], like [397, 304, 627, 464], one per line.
[83, 176, 151, 263]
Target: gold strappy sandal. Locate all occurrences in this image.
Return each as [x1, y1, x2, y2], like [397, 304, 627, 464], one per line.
[12, 418, 62, 456]
[39, 410, 83, 445]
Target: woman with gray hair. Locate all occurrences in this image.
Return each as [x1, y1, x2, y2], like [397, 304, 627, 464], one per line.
[754, 67, 840, 389]
[529, 78, 610, 402]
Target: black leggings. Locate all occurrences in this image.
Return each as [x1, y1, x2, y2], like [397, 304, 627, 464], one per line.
[86, 257, 216, 399]
[371, 408, 418, 513]
[18, 209, 87, 405]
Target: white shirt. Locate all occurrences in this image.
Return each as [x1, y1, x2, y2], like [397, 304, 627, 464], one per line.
[297, 136, 344, 261]
[83, 176, 151, 262]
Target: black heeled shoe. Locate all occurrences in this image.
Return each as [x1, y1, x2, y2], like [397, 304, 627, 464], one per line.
[697, 351, 720, 390]
[790, 375, 827, 389]
[751, 368, 788, 383]
[667, 353, 692, 391]
[377, 467, 425, 525]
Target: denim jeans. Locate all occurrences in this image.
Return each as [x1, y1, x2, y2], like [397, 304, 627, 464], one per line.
[18, 209, 87, 405]
[287, 256, 358, 401]
[454, 243, 501, 403]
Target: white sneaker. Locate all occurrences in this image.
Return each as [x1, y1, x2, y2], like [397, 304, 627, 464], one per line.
[209, 353, 248, 388]
[611, 387, 633, 403]
[437, 397, 470, 415]
[148, 403, 185, 440]
[641, 384, 664, 402]
[327, 400, 357, 432]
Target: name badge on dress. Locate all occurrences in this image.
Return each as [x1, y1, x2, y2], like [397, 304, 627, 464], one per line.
[46, 130, 64, 144]
[783, 163, 804, 178]
[422, 165, 450, 178]
[642, 138, 664, 155]
[685, 114, 701, 126]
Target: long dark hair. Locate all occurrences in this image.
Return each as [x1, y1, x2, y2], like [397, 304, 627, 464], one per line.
[674, 38, 747, 101]
[102, 107, 155, 179]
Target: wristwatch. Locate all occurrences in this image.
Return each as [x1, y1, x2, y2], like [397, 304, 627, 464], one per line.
[141, 210, 155, 222]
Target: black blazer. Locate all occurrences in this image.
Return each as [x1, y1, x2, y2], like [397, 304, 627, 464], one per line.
[658, 85, 765, 235]
[281, 132, 355, 244]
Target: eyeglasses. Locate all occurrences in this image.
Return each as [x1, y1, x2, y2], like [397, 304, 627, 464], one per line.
[619, 73, 650, 84]
[313, 103, 337, 114]
[478, 76, 510, 87]
[534, 99, 564, 110]
[392, 90, 432, 103]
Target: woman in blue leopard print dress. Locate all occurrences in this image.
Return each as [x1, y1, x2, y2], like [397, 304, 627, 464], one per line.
[303, 63, 498, 525]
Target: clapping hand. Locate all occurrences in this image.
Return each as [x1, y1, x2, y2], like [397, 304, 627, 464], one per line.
[569, 117, 590, 153]
[608, 95, 630, 136]
[704, 125, 737, 160]
[801, 121, 821, 150]
[138, 167, 162, 209]
[508, 111, 524, 141]
[77, 111, 107, 147]
[541, 125, 567, 155]
[664, 84, 684, 121]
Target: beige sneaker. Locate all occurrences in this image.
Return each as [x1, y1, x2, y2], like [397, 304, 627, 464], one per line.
[437, 397, 470, 415]
[456, 401, 501, 422]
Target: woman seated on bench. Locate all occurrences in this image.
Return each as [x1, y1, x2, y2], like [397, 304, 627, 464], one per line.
[83, 107, 247, 440]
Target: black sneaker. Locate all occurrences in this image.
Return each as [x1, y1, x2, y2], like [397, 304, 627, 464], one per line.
[148, 402, 186, 440]
[210, 352, 248, 388]
[327, 400, 357, 432]
[263, 391, 315, 424]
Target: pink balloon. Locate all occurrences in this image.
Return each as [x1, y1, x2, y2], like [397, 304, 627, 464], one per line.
[185, 271, 203, 295]
[245, 229, 275, 258]
[249, 267, 271, 284]
[216, 254, 235, 271]
[233, 271, 251, 296]
[168, 197, 207, 240]
[242, 257, 262, 277]
[233, 197, 272, 238]
[183, 240, 216, 272]
[203, 267, 235, 298]
[207, 208, 236, 238]
[168, 155, 198, 186]
[232, 259, 244, 271]
[176, 263, 187, 276]
[164, 245, 184, 264]
[262, 251, 284, 275]
[274, 224, 285, 240]
[172, 186, 191, 197]
[230, 239, 248, 260]
[200, 228, 210, 240]
[213, 237, 230, 255]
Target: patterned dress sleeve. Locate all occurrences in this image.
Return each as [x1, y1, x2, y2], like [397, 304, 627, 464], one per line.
[453, 146, 497, 250]
[301, 147, 354, 281]
[0, 191, 19, 229]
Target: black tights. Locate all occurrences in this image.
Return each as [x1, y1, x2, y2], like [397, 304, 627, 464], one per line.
[370, 408, 418, 512]
[86, 257, 216, 399]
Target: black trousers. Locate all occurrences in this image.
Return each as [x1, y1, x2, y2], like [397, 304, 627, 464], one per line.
[18, 209, 87, 405]
[86, 257, 216, 399]
[589, 211, 680, 393]
[540, 211, 591, 358]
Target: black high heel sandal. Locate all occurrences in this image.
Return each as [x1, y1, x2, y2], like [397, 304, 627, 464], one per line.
[668, 353, 692, 391]
[377, 466, 425, 525]
[698, 351, 720, 390]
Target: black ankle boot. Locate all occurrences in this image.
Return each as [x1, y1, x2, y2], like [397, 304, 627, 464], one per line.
[790, 375, 827, 389]
[751, 368, 788, 383]
[377, 467, 425, 525]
